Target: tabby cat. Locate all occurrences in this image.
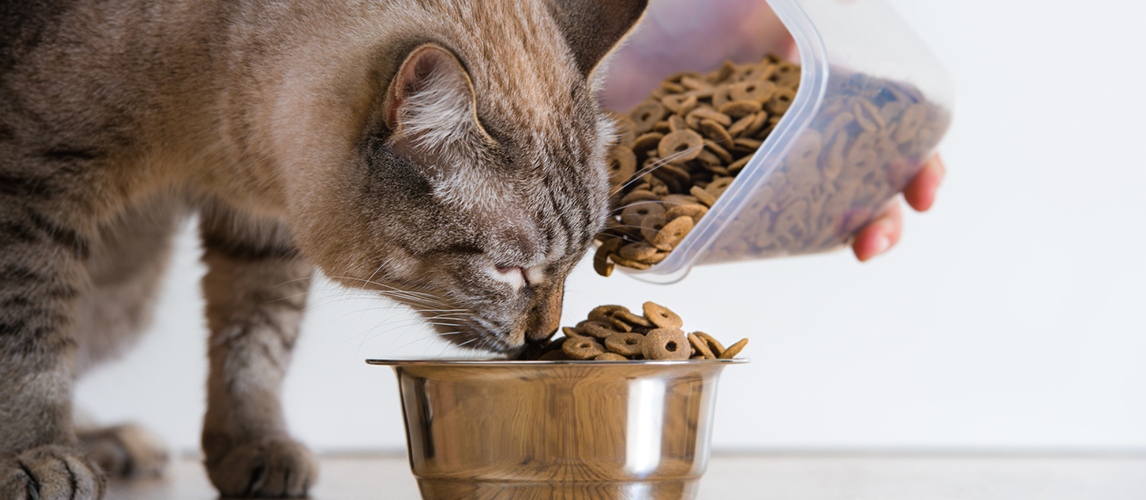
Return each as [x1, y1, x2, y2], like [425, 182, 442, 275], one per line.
[0, 0, 648, 497]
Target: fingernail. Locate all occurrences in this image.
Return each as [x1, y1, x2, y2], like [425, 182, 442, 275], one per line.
[873, 234, 891, 256]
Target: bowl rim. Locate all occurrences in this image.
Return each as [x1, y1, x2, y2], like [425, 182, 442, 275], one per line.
[365, 358, 748, 367]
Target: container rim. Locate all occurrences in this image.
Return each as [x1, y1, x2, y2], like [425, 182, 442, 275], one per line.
[366, 358, 749, 367]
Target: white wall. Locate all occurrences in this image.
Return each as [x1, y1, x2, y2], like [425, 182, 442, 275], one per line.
[75, 0, 1146, 454]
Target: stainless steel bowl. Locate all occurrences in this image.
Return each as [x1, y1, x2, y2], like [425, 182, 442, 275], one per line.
[367, 359, 746, 500]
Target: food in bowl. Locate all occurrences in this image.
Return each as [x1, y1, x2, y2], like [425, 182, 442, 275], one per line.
[517, 301, 748, 361]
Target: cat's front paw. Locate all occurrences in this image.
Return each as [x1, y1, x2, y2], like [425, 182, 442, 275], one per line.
[0, 445, 107, 500]
[205, 437, 318, 498]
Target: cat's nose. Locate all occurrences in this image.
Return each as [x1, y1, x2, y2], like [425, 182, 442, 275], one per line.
[525, 279, 565, 343]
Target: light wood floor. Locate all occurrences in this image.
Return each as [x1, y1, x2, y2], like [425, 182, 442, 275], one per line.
[108, 453, 1146, 500]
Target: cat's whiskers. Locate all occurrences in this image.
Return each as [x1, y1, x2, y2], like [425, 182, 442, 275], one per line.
[608, 144, 704, 196]
[607, 199, 692, 217]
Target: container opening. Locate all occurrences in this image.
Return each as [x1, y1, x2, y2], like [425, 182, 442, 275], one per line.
[599, 0, 797, 112]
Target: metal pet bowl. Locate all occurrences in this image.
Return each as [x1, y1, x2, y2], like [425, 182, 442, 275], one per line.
[367, 359, 746, 500]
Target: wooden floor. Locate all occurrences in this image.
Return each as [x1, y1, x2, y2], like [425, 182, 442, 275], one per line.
[108, 453, 1146, 500]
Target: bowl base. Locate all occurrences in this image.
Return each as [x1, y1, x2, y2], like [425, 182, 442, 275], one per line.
[416, 478, 700, 500]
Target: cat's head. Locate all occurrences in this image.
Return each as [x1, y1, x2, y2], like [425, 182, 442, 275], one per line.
[288, 0, 648, 354]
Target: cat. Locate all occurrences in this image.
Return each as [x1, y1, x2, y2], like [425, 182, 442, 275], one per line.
[0, 0, 648, 497]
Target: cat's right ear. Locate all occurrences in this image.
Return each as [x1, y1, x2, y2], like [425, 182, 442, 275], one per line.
[381, 44, 485, 154]
[548, 0, 649, 79]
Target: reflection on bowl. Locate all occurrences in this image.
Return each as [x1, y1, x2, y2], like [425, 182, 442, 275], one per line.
[367, 359, 745, 500]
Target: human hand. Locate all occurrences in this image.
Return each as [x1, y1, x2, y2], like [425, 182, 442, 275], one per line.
[851, 155, 946, 262]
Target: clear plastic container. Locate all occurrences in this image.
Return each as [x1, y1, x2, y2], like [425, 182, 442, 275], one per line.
[599, 0, 954, 283]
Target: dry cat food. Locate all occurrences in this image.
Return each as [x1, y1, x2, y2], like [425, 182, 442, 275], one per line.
[595, 55, 949, 275]
[518, 301, 748, 361]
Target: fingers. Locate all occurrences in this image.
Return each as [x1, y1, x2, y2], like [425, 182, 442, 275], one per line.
[903, 155, 946, 212]
[852, 202, 903, 262]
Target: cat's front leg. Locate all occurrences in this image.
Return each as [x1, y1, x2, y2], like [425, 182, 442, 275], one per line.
[197, 206, 318, 498]
[1, 198, 106, 499]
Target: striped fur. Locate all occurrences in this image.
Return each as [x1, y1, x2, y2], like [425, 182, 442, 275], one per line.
[0, 0, 647, 498]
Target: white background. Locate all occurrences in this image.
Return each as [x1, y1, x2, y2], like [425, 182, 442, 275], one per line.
[77, 0, 1146, 454]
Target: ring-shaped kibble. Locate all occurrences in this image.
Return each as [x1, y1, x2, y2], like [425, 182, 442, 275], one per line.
[894, 104, 926, 144]
[733, 137, 763, 151]
[639, 251, 668, 265]
[612, 310, 654, 328]
[787, 131, 823, 171]
[641, 328, 691, 361]
[620, 190, 659, 207]
[711, 84, 735, 110]
[539, 350, 568, 361]
[704, 140, 733, 163]
[676, 94, 701, 117]
[719, 100, 763, 119]
[853, 102, 880, 133]
[650, 167, 681, 193]
[687, 107, 733, 128]
[730, 80, 775, 103]
[660, 81, 685, 94]
[639, 213, 667, 244]
[589, 305, 630, 323]
[668, 115, 689, 133]
[680, 75, 712, 91]
[630, 101, 667, 133]
[657, 130, 704, 163]
[605, 317, 634, 333]
[661, 193, 699, 206]
[664, 203, 709, 224]
[607, 146, 637, 186]
[619, 242, 658, 261]
[706, 176, 734, 198]
[660, 93, 689, 114]
[656, 163, 692, 188]
[642, 301, 684, 330]
[593, 238, 621, 277]
[745, 111, 770, 137]
[562, 336, 605, 360]
[621, 202, 665, 228]
[698, 119, 733, 149]
[576, 320, 619, 339]
[857, 98, 886, 129]
[690, 185, 718, 207]
[652, 215, 694, 251]
[765, 88, 797, 115]
[688, 333, 716, 359]
[821, 133, 848, 181]
[609, 254, 652, 270]
[693, 331, 725, 357]
[595, 352, 628, 361]
[727, 113, 755, 138]
[632, 132, 665, 155]
[719, 338, 750, 359]
[605, 332, 646, 356]
[728, 155, 751, 174]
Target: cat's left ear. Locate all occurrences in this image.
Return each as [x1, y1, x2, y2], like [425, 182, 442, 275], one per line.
[382, 44, 484, 150]
[548, 0, 649, 79]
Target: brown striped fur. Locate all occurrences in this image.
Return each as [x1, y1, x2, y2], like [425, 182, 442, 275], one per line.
[0, 0, 647, 497]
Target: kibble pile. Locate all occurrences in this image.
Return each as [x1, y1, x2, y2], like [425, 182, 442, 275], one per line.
[519, 302, 747, 361]
[595, 54, 949, 275]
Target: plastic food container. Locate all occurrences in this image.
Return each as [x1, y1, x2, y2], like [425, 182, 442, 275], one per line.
[369, 359, 744, 500]
[599, 0, 954, 283]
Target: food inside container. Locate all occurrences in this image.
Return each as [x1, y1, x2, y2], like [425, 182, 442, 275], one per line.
[597, 0, 955, 283]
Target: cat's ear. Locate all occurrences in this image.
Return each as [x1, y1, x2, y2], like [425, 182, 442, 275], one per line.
[383, 44, 482, 151]
[548, 0, 649, 79]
